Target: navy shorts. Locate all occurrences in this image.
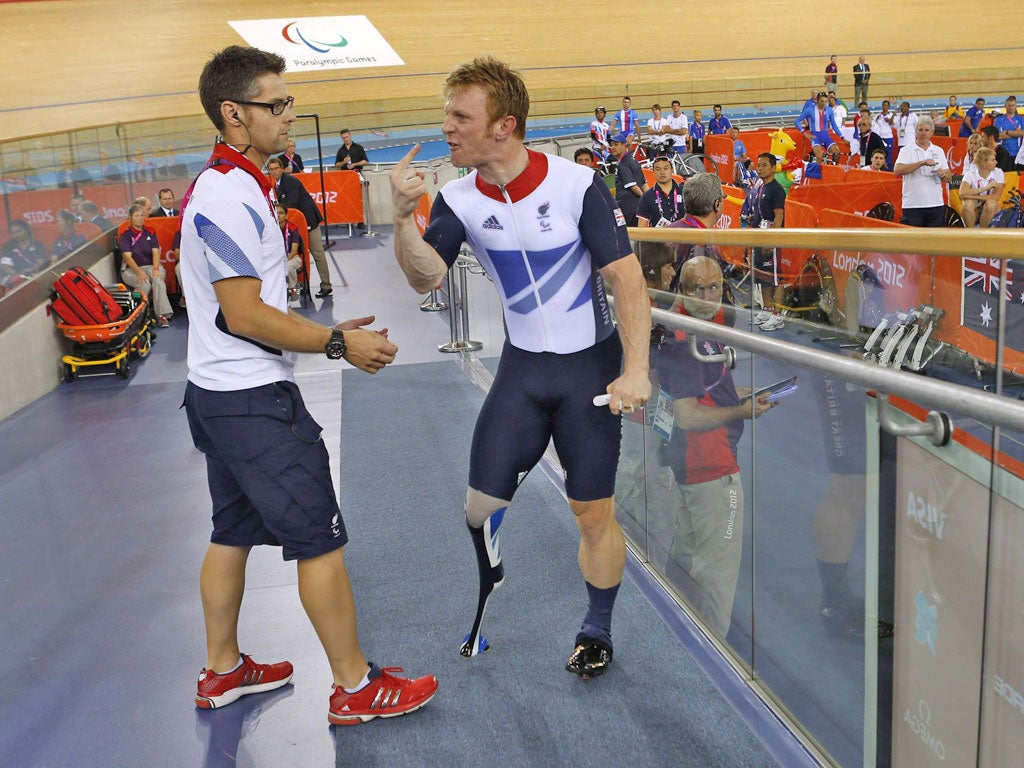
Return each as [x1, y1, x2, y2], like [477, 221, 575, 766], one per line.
[184, 380, 347, 560]
[752, 246, 779, 287]
[469, 332, 623, 502]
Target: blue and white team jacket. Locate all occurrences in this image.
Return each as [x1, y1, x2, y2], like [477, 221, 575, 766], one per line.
[423, 150, 633, 354]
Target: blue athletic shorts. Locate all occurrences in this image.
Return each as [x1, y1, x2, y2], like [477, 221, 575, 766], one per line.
[469, 332, 623, 502]
[810, 130, 836, 149]
[184, 380, 347, 560]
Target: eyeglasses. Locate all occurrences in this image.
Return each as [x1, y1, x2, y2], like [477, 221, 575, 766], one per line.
[227, 96, 295, 115]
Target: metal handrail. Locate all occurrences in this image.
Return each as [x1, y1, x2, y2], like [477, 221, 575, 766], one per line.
[648, 305, 1024, 434]
[631, 225, 1022, 260]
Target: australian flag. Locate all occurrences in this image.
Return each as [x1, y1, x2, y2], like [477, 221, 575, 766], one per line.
[961, 257, 1024, 346]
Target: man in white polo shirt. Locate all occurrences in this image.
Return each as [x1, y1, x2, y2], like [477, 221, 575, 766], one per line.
[893, 115, 952, 228]
[180, 44, 436, 726]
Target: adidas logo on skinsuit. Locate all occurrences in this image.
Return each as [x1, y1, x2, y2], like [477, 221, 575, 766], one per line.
[482, 215, 503, 230]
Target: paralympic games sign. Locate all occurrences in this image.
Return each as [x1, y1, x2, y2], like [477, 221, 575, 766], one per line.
[228, 16, 404, 73]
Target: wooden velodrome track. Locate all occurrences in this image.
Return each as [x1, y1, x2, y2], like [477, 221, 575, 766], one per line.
[2, 0, 1024, 143]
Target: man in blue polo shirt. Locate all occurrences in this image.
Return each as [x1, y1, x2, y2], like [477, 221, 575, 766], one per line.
[994, 96, 1024, 160]
[960, 97, 987, 138]
[709, 105, 732, 135]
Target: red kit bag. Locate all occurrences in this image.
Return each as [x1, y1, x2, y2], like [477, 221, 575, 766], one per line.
[51, 267, 123, 325]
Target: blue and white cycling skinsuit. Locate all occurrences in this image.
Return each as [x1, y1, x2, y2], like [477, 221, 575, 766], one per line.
[423, 149, 634, 501]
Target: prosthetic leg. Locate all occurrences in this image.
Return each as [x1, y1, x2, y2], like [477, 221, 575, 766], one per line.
[460, 489, 510, 657]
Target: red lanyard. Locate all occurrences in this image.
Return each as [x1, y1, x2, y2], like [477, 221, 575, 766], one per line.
[180, 142, 276, 221]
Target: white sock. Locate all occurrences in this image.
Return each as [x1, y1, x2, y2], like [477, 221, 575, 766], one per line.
[342, 665, 374, 694]
[215, 657, 244, 675]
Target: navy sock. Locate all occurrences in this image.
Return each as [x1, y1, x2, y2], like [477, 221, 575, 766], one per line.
[577, 581, 620, 649]
[817, 560, 855, 608]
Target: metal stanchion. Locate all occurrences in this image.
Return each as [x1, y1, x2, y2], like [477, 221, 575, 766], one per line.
[420, 285, 447, 312]
[438, 256, 482, 353]
[359, 175, 377, 238]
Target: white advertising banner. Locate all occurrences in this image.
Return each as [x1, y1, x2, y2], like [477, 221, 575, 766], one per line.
[228, 16, 404, 73]
[891, 438, 989, 766]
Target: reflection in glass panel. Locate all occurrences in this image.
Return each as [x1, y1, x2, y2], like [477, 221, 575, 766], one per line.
[639, 248, 756, 667]
[749, 353, 873, 767]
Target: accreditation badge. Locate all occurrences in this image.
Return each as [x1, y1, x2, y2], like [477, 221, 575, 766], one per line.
[652, 389, 675, 441]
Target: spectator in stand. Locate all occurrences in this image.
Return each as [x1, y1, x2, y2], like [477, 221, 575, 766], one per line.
[824, 55, 837, 88]
[276, 204, 305, 303]
[708, 105, 731, 135]
[268, 156, 333, 297]
[159, 146, 190, 180]
[668, 172, 731, 276]
[574, 147, 597, 168]
[646, 104, 674, 158]
[960, 98, 987, 138]
[666, 101, 689, 154]
[590, 106, 611, 160]
[729, 126, 748, 167]
[130, 149, 152, 183]
[893, 116, 952, 228]
[959, 147, 1004, 228]
[609, 96, 640, 140]
[853, 116, 887, 168]
[69, 192, 86, 222]
[99, 151, 123, 182]
[278, 139, 304, 173]
[609, 132, 648, 226]
[52, 209, 85, 260]
[134, 196, 153, 217]
[689, 109, 707, 154]
[1, 220, 47, 283]
[118, 202, 173, 326]
[828, 93, 848, 129]
[943, 96, 965, 122]
[334, 129, 369, 173]
[868, 148, 889, 171]
[151, 189, 179, 218]
[994, 96, 1024, 161]
[637, 155, 685, 228]
[873, 100, 897, 165]
[981, 125, 1016, 172]
[796, 92, 844, 163]
[750, 153, 787, 331]
[334, 129, 368, 231]
[80, 201, 114, 231]
[965, 132, 983, 167]
[852, 56, 870, 106]
[56, 153, 92, 189]
[895, 101, 918, 150]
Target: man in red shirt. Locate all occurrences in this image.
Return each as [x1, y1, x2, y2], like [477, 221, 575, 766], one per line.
[656, 256, 773, 636]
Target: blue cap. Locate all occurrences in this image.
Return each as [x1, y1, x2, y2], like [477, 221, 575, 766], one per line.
[609, 132, 629, 144]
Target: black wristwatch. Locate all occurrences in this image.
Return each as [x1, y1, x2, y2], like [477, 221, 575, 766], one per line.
[325, 329, 347, 360]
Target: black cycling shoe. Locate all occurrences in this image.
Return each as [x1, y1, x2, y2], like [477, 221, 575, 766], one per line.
[566, 637, 613, 679]
[820, 603, 895, 641]
[315, 288, 333, 299]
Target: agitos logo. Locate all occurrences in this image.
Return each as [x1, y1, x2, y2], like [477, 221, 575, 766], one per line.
[281, 22, 348, 53]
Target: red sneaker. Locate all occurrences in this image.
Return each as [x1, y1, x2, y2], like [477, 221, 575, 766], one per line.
[328, 664, 438, 725]
[195, 654, 293, 709]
